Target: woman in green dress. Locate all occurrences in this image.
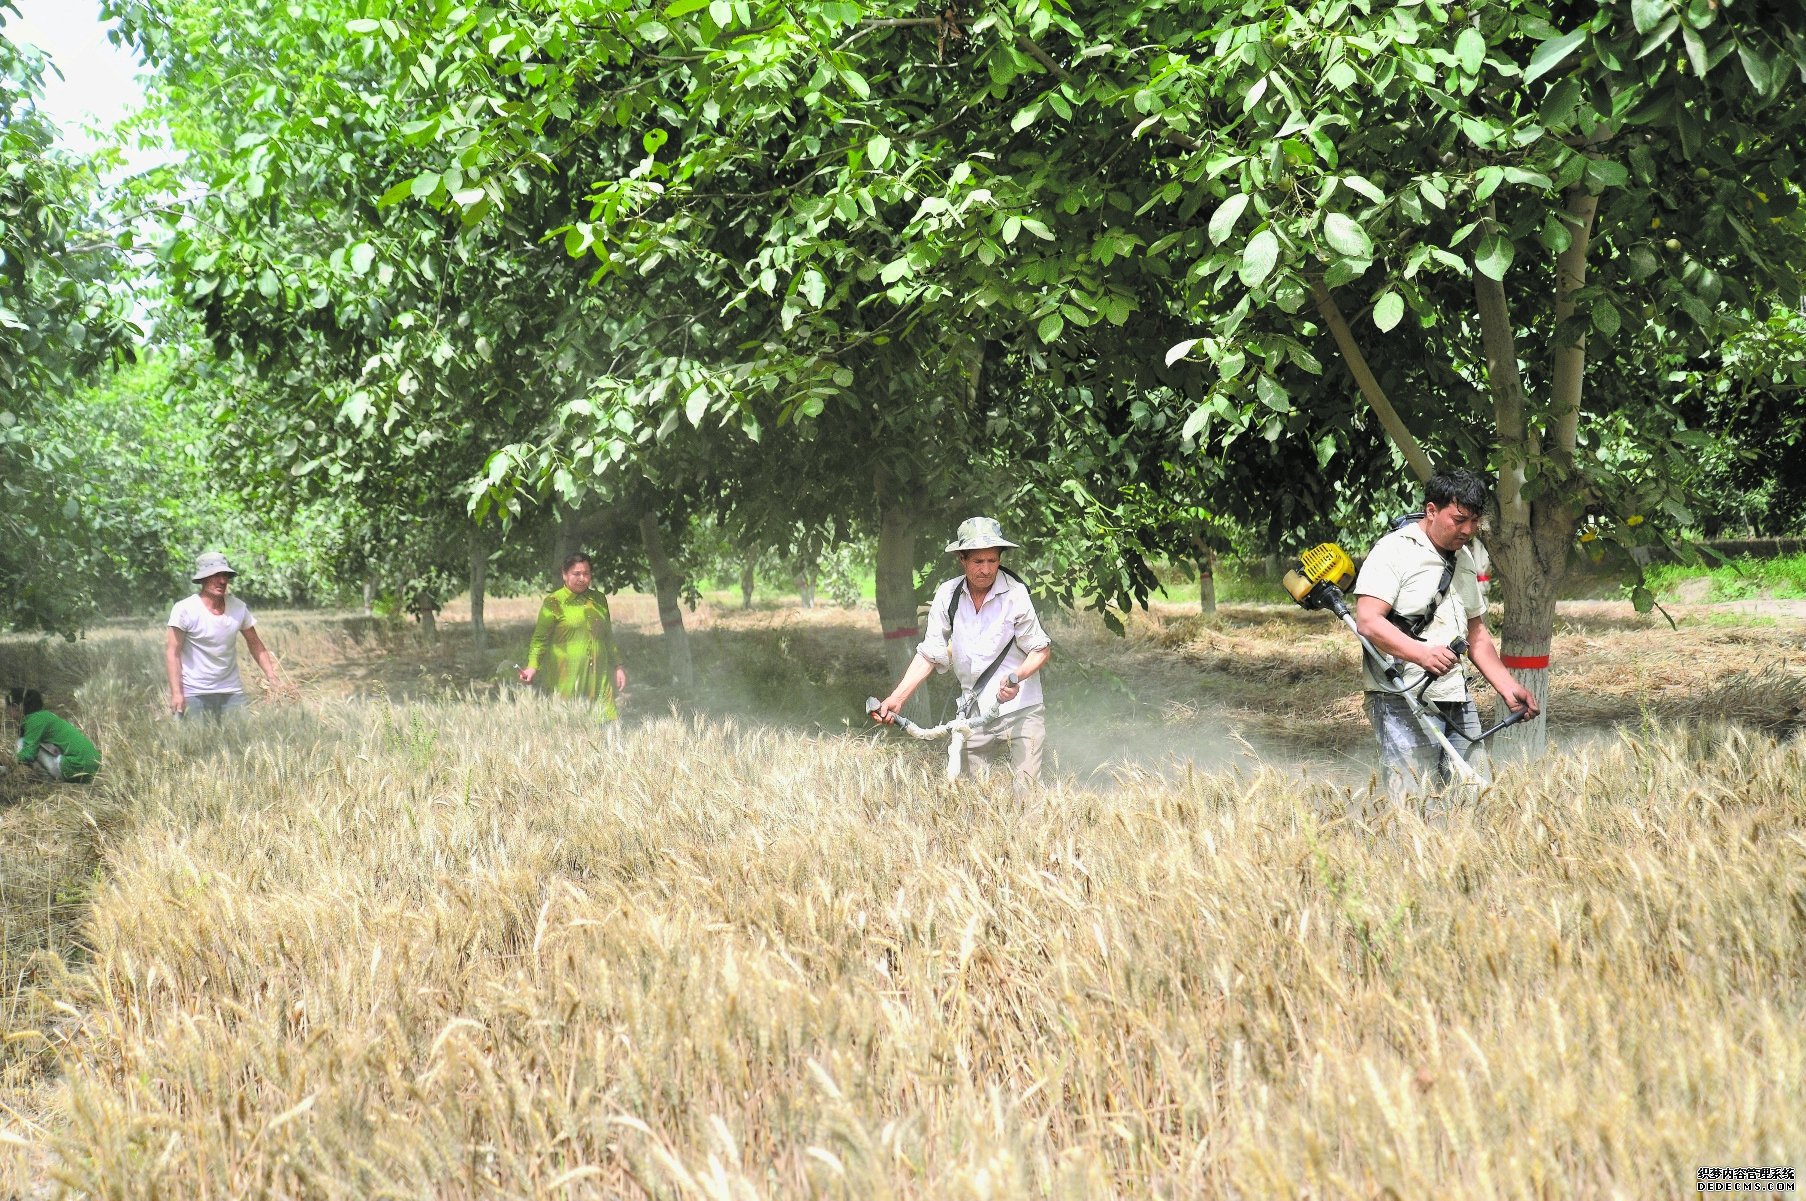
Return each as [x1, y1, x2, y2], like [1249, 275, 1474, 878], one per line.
[519, 553, 627, 725]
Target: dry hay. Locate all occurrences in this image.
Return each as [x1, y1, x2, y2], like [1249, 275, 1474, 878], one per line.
[3, 602, 1804, 1199]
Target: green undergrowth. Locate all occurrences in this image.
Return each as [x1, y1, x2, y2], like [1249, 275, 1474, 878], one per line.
[1646, 552, 1806, 602]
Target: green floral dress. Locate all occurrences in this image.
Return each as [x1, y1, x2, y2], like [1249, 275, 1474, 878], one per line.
[526, 586, 622, 721]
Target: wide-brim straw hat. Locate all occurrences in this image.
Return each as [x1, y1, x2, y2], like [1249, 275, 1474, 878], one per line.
[944, 516, 1020, 553]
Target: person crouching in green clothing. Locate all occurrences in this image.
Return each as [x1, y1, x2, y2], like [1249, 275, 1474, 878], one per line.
[518, 553, 628, 737]
[8, 688, 100, 783]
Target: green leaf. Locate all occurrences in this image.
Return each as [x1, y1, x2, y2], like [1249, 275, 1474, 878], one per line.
[1038, 311, 1065, 343]
[799, 268, 826, 308]
[879, 258, 910, 284]
[1738, 40, 1783, 98]
[1454, 28, 1485, 75]
[1630, 0, 1670, 34]
[1591, 298, 1621, 337]
[1636, 15, 1680, 58]
[665, 0, 710, 14]
[1322, 257, 1370, 288]
[1181, 404, 1211, 442]
[685, 388, 708, 427]
[1372, 290, 1405, 333]
[1255, 374, 1292, 412]
[1524, 27, 1586, 86]
[709, 0, 733, 26]
[410, 171, 441, 199]
[1239, 229, 1279, 288]
[1165, 338, 1200, 367]
[349, 242, 376, 276]
[1323, 212, 1372, 258]
[377, 178, 415, 207]
[867, 134, 891, 169]
[1473, 232, 1514, 280]
[1208, 194, 1250, 244]
[346, 18, 380, 33]
[257, 268, 279, 298]
[1679, 23, 1708, 78]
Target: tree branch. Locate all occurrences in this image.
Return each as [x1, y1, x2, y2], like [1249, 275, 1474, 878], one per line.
[1472, 205, 1532, 539]
[1013, 32, 1202, 152]
[1310, 279, 1435, 484]
[1548, 182, 1600, 477]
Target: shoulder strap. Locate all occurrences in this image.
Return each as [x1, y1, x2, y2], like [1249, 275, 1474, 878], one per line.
[947, 571, 1031, 709]
[1391, 552, 1456, 638]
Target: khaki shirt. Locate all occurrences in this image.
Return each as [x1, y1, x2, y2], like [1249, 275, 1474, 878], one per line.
[1353, 524, 1483, 703]
[918, 571, 1052, 717]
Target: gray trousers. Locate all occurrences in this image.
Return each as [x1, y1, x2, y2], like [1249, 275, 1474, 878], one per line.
[1364, 692, 1491, 803]
[181, 691, 249, 721]
[17, 737, 62, 781]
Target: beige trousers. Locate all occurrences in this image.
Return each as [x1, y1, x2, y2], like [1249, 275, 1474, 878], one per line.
[959, 705, 1045, 784]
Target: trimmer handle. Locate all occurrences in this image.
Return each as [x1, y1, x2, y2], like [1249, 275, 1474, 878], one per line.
[1472, 707, 1530, 742]
[866, 695, 920, 735]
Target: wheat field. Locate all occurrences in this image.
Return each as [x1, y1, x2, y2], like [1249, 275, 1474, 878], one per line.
[2, 608, 1803, 1199]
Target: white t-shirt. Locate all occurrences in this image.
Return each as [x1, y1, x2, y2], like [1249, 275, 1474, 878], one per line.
[168, 594, 257, 695]
[1353, 524, 1483, 703]
[917, 571, 1052, 717]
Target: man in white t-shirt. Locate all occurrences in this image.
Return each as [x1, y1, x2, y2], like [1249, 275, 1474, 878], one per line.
[165, 551, 287, 719]
[873, 517, 1053, 783]
[1353, 471, 1536, 800]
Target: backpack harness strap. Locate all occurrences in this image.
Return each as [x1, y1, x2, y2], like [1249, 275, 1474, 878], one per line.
[945, 566, 1028, 717]
[1384, 552, 1456, 640]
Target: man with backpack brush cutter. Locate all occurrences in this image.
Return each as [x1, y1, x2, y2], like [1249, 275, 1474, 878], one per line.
[872, 517, 1052, 785]
[1353, 469, 1537, 802]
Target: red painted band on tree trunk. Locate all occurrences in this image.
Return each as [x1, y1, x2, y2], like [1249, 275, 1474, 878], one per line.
[883, 627, 920, 640]
[660, 617, 680, 630]
[1502, 653, 1550, 669]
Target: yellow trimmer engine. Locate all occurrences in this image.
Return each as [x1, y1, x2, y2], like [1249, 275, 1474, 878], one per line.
[1282, 542, 1357, 616]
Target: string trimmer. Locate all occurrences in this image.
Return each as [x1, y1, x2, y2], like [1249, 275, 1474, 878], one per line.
[1282, 543, 1486, 784]
[866, 674, 1019, 782]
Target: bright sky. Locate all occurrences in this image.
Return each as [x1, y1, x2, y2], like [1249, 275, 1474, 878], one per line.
[4, 0, 145, 147]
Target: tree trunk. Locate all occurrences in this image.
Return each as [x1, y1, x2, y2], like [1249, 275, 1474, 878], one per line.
[638, 509, 695, 688]
[362, 575, 376, 616]
[468, 526, 489, 655]
[1471, 187, 1598, 761]
[1489, 537, 1562, 760]
[795, 563, 815, 609]
[1192, 537, 1218, 615]
[740, 553, 755, 610]
[550, 501, 578, 578]
[875, 468, 930, 723]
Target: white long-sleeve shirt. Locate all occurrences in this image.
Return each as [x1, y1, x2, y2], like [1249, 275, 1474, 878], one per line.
[917, 571, 1051, 717]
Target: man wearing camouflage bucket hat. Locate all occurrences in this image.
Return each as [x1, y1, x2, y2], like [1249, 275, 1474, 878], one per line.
[165, 551, 289, 720]
[874, 517, 1053, 784]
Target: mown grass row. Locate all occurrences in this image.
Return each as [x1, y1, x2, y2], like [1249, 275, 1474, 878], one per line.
[2, 615, 1800, 1198]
